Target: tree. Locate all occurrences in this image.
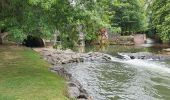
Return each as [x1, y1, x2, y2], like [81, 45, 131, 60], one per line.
[82, 0, 114, 42]
[151, 0, 170, 42]
[111, 0, 148, 35]
[0, 0, 114, 47]
[0, 0, 28, 44]
[1, 0, 154, 46]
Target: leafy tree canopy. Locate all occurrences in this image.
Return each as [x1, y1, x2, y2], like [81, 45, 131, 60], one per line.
[151, 0, 170, 42]
[0, 0, 169, 45]
[111, 0, 148, 35]
[0, 0, 113, 46]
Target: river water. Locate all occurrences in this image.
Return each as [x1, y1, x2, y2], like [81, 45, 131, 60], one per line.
[65, 45, 170, 100]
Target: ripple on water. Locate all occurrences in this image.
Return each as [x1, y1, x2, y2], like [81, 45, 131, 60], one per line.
[64, 60, 170, 100]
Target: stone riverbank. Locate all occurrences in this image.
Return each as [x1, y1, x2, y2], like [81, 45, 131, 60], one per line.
[34, 48, 113, 100]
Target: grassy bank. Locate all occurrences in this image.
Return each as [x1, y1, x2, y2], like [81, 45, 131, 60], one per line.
[0, 45, 68, 100]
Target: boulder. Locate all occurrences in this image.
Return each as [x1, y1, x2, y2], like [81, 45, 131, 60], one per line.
[51, 66, 90, 99]
[68, 87, 80, 98]
[39, 48, 114, 65]
[50, 66, 72, 80]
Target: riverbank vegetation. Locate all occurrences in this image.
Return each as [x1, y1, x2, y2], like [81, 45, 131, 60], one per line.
[0, 0, 169, 46]
[0, 0, 111, 47]
[151, 0, 170, 42]
[0, 45, 68, 100]
[0, 0, 170, 99]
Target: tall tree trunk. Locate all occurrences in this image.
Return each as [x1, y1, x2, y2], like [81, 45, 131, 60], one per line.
[0, 37, 3, 45]
[0, 31, 2, 44]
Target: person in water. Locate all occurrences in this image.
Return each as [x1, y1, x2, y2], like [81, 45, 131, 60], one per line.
[98, 28, 109, 51]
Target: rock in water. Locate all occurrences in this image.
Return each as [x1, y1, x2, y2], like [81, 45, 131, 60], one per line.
[117, 52, 170, 61]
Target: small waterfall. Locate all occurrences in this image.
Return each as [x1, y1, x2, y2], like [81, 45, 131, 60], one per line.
[109, 55, 170, 74]
[124, 59, 170, 73]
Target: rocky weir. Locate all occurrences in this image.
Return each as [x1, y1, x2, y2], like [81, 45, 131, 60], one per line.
[117, 52, 170, 61]
[36, 48, 113, 100]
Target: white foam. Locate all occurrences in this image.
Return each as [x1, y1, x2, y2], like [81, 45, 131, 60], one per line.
[118, 53, 131, 60]
[110, 56, 170, 74]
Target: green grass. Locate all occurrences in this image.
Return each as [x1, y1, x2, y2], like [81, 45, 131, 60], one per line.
[0, 46, 69, 100]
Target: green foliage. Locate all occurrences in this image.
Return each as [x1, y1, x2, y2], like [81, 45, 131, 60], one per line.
[8, 27, 26, 43]
[111, 0, 148, 34]
[1, 0, 169, 46]
[53, 44, 62, 50]
[0, 0, 115, 46]
[28, 0, 58, 10]
[0, 0, 57, 40]
[151, 0, 170, 42]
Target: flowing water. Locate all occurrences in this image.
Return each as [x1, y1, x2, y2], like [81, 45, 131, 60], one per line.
[66, 45, 170, 100]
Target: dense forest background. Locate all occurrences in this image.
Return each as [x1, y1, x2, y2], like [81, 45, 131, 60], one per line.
[0, 0, 170, 47]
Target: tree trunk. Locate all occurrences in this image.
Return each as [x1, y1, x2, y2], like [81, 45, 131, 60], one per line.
[53, 34, 57, 46]
[0, 37, 3, 45]
[0, 32, 3, 44]
[0, 32, 8, 45]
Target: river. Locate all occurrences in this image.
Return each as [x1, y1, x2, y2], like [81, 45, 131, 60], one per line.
[65, 45, 170, 100]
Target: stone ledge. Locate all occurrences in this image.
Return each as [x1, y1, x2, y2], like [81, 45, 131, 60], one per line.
[39, 48, 112, 65]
